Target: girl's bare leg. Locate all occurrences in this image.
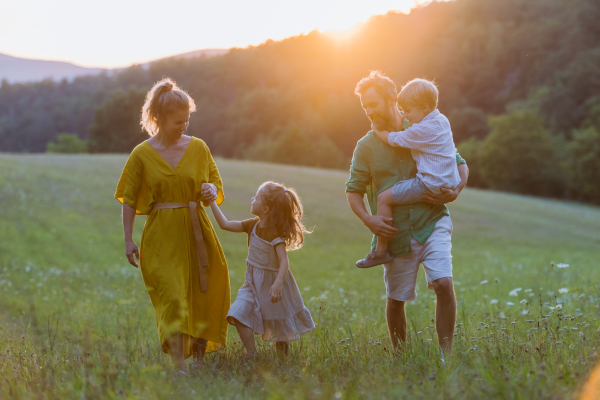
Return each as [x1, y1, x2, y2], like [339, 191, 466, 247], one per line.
[233, 318, 256, 357]
[276, 342, 289, 359]
[376, 187, 395, 252]
[167, 333, 186, 372]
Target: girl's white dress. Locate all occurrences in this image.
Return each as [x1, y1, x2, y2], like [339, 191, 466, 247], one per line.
[226, 223, 315, 342]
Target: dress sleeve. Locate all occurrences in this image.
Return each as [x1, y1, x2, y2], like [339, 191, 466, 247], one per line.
[345, 141, 371, 195]
[202, 145, 225, 207]
[241, 218, 258, 234]
[114, 149, 154, 215]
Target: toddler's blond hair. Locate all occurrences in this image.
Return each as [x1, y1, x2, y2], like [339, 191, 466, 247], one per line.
[397, 78, 439, 111]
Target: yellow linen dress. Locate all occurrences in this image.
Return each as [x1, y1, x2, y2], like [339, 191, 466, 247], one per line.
[115, 137, 230, 357]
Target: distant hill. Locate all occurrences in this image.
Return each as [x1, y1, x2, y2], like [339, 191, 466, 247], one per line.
[0, 49, 229, 83]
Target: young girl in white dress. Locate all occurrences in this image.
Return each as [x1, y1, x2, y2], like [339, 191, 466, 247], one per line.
[209, 181, 315, 360]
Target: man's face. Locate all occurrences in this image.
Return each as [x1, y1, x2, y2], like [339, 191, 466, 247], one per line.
[359, 87, 395, 130]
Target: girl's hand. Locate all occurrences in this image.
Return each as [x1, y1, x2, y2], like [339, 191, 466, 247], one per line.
[125, 240, 140, 268]
[201, 183, 217, 201]
[269, 282, 283, 303]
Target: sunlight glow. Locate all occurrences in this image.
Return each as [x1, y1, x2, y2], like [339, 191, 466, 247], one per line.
[0, 0, 424, 68]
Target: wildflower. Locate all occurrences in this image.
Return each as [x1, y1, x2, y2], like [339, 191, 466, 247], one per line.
[490, 299, 498, 305]
[509, 288, 523, 296]
[506, 302, 515, 306]
[524, 289, 532, 292]
[559, 288, 569, 294]
[556, 263, 569, 268]
[480, 280, 488, 284]
[520, 310, 529, 315]
[520, 299, 528, 304]
[556, 304, 563, 310]
[499, 312, 506, 318]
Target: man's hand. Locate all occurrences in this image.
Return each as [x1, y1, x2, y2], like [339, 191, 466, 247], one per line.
[201, 183, 217, 201]
[364, 215, 398, 238]
[422, 187, 460, 205]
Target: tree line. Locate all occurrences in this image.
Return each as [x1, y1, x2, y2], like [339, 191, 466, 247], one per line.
[1, 0, 599, 203]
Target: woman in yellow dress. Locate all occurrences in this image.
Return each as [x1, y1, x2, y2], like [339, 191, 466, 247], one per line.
[115, 78, 229, 374]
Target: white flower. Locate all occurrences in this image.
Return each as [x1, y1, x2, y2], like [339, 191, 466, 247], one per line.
[519, 299, 528, 304]
[524, 289, 532, 292]
[556, 263, 569, 269]
[480, 280, 488, 284]
[506, 302, 515, 306]
[509, 288, 523, 296]
[520, 310, 529, 315]
[490, 299, 498, 305]
[549, 306, 555, 310]
[556, 304, 563, 310]
[558, 288, 569, 293]
[499, 312, 506, 319]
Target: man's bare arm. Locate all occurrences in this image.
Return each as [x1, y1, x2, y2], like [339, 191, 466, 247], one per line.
[346, 192, 398, 238]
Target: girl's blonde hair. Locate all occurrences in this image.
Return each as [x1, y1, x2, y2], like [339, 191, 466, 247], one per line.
[259, 181, 310, 250]
[140, 77, 196, 136]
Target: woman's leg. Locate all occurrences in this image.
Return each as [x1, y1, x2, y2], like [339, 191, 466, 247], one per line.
[190, 337, 207, 362]
[275, 342, 289, 359]
[167, 333, 186, 372]
[233, 318, 256, 356]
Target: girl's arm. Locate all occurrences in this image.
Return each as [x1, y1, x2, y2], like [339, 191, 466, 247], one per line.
[122, 203, 140, 268]
[269, 244, 290, 303]
[209, 200, 244, 232]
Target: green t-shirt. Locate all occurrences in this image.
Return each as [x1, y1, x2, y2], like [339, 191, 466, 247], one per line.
[345, 130, 466, 258]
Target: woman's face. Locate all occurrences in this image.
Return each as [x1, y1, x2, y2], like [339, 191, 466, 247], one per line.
[251, 187, 269, 217]
[159, 108, 190, 139]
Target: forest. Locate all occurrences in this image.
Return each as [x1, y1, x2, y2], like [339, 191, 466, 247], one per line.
[0, 0, 599, 203]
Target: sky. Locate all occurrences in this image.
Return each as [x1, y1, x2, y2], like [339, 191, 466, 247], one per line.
[0, 0, 423, 68]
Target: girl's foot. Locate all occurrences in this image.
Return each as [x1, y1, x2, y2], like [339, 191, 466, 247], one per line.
[242, 352, 256, 364]
[356, 249, 393, 268]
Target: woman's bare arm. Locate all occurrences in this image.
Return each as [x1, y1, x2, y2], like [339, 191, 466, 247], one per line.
[122, 203, 140, 268]
[209, 200, 244, 232]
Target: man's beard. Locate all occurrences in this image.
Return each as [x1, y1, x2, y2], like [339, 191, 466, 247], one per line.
[369, 110, 393, 131]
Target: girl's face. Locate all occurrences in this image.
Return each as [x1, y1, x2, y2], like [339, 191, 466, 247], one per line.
[251, 187, 269, 217]
[159, 108, 190, 140]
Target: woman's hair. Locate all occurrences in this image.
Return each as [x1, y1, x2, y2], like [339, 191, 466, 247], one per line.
[140, 77, 196, 136]
[259, 181, 310, 250]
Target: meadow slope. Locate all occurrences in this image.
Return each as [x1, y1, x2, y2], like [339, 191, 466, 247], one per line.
[1, 154, 599, 399]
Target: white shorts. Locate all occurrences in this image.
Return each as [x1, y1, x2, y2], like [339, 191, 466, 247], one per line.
[384, 216, 453, 302]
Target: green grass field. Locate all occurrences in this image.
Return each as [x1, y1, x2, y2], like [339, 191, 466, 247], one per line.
[1, 154, 600, 399]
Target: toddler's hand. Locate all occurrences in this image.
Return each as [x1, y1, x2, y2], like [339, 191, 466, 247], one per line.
[201, 183, 217, 201]
[372, 125, 391, 144]
[269, 282, 282, 303]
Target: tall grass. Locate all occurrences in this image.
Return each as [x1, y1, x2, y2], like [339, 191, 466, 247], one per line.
[0, 154, 599, 399]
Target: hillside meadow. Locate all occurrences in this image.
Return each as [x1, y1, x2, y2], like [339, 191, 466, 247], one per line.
[1, 154, 599, 399]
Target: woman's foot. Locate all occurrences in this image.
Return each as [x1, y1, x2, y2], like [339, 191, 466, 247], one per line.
[356, 249, 394, 268]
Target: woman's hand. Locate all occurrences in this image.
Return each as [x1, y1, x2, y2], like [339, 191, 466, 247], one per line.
[125, 240, 140, 268]
[269, 282, 283, 303]
[201, 183, 217, 202]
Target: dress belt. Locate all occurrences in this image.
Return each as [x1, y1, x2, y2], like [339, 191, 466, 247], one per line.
[152, 202, 209, 292]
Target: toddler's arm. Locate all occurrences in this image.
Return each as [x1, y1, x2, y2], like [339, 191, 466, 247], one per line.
[373, 127, 392, 144]
[209, 200, 244, 233]
[269, 244, 290, 303]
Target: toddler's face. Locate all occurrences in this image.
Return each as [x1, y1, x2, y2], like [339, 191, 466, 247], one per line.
[251, 187, 268, 217]
[402, 105, 431, 124]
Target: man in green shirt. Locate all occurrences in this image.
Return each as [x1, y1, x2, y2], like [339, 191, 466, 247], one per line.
[346, 71, 469, 354]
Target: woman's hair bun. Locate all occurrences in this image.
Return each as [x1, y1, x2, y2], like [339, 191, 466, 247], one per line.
[140, 77, 196, 136]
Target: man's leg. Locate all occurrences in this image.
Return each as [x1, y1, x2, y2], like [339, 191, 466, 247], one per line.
[386, 297, 407, 351]
[430, 277, 456, 353]
[375, 188, 395, 252]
